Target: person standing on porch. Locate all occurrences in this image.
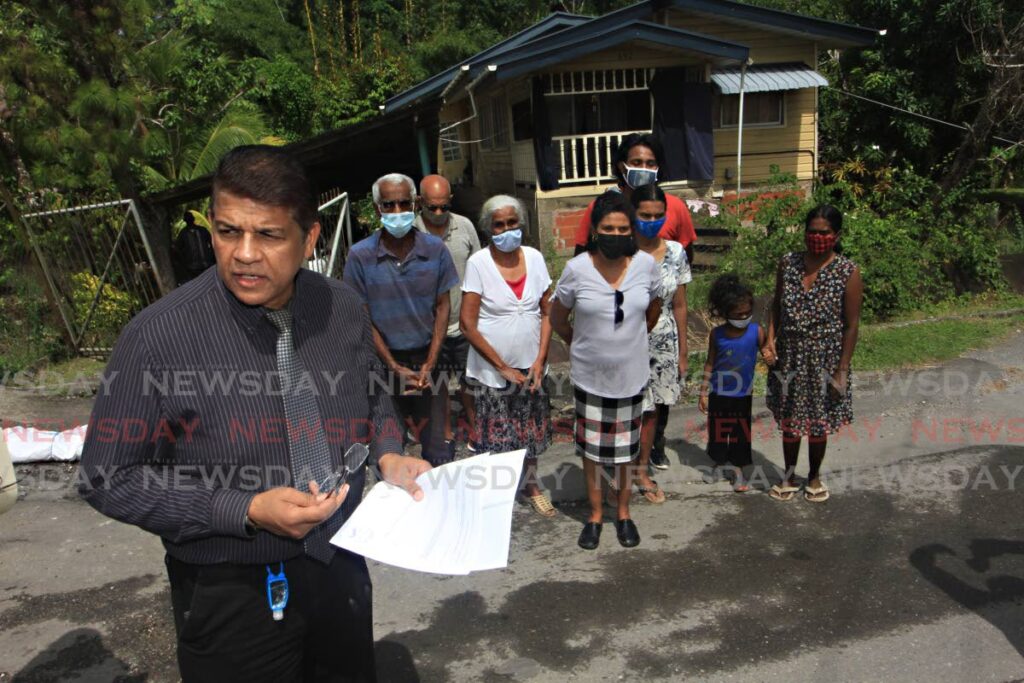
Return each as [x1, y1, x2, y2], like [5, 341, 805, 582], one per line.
[572, 133, 698, 266]
[344, 173, 460, 466]
[630, 183, 691, 498]
[415, 174, 482, 450]
[552, 191, 661, 550]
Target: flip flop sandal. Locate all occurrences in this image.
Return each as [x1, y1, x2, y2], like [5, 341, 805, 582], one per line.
[769, 484, 800, 501]
[636, 481, 666, 504]
[804, 484, 830, 503]
[527, 493, 557, 517]
[733, 480, 751, 493]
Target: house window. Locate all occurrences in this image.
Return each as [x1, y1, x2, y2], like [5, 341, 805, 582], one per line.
[441, 128, 461, 162]
[717, 92, 784, 128]
[479, 100, 493, 150]
[490, 95, 509, 149]
[512, 99, 533, 141]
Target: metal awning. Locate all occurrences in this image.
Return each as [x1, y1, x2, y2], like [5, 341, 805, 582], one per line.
[711, 62, 828, 94]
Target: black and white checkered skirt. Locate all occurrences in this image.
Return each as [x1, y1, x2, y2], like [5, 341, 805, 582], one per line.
[573, 386, 644, 464]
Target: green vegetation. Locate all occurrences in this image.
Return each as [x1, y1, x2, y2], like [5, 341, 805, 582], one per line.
[1, 0, 1022, 373]
[854, 314, 1024, 371]
[707, 166, 1015, 321]
[0, 266, 66, 375]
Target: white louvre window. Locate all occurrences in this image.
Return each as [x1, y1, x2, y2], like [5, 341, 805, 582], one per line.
[491, 95, 509, 149]
[441, 132, 461, 162]
[479, 100, 493, 150]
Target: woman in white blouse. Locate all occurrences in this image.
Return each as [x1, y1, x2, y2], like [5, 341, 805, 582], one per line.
[551, 191, 661, 550]
[460, 195, 555, 517]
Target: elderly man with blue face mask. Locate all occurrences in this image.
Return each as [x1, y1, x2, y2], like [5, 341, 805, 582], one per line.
[344, 173, 460, 465]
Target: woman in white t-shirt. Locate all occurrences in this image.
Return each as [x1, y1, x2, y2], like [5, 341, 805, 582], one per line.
[460, 195, 555, 517]
[551, 191, 661, 550]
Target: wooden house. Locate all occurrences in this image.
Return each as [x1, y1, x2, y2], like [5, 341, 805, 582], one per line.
[383, 0, 878, 257]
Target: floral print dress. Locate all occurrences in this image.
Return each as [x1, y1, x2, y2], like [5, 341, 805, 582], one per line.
[642, 240, 692, 412]
[767, 251, 856, 437]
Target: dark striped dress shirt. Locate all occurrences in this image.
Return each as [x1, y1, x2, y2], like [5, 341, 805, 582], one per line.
[79, 267, 403, 565]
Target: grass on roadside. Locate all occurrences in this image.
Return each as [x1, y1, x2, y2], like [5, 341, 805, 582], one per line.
[675, 313, 1024, 404]
[852, 314, 1024, 371]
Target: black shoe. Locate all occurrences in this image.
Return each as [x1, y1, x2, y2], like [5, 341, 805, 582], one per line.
[650, 447, 670, 470]
[615, 519, 640, 547]
[578, 522, 602, 550]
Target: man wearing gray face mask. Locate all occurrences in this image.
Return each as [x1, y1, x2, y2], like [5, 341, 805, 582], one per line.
[414, 175, 481, 455]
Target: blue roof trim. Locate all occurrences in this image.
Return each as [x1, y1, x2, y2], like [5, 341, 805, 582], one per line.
[490, 20, 749, 81]
[385, 13, 591, 112]
[668, 0, 877, 47]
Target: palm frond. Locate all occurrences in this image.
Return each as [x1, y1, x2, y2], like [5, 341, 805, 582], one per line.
[183, 108, 270, 179]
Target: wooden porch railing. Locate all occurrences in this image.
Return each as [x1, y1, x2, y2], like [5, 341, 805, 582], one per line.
[553, 130, 650, 184]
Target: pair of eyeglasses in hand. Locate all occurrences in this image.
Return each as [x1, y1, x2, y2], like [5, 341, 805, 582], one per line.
[316, 443, 370, 495]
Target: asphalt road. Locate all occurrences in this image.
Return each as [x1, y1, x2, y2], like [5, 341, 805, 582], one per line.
[2, 331, 1023, 682]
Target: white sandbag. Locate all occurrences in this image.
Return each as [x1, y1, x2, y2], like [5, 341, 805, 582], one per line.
[2, 426, 88, 464]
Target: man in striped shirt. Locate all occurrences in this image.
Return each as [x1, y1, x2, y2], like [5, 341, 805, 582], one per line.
[79, 146, 429, 682]
[344, 173, 460, 465]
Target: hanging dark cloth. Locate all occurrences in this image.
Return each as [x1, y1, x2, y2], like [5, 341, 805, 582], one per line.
[681, 82, 714, 181]
[531, 77, 560, 191]
[650, 69, 714, 181]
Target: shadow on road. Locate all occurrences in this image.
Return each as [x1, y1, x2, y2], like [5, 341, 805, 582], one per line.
[375, 639, 420, 682]
[910, 539, 1024, 658]
[12, 628, 146, 683]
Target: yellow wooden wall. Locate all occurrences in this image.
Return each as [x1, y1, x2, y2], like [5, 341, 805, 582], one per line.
[667, 10, 819, 184]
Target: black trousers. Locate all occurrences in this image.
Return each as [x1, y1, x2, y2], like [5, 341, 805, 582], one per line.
[166, 550, 375, 683]
[706, 393, 753, 468]
[388, 346, 450, 465]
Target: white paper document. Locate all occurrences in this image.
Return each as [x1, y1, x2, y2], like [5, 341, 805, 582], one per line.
[330, 449, 526, 575]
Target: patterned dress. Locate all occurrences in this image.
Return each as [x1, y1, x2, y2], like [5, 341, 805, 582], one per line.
[767, 252, 856, 437]
[642, 240, 693, 412]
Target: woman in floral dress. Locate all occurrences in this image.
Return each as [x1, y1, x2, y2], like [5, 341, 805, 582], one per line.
[766, 205, 863, 502]
[631, 184, 691, 503]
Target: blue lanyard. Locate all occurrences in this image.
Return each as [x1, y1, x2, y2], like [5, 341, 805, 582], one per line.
[266, 563, 289, 621]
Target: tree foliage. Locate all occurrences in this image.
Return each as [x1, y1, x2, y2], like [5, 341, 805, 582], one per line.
[0, 0, 1020, 213]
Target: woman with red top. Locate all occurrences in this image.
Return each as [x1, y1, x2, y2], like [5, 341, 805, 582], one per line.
[461, 195, 556, 517]
[572, 133, 697, 265]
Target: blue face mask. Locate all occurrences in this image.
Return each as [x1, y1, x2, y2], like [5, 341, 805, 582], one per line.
[380, 212, 415, 238]
[491, 228, 522, 253]
[624, 165, 658, 189]
[636, 217, 666, 239]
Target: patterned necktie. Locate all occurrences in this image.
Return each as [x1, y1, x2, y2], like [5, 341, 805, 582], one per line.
[265, 308, 335, 564]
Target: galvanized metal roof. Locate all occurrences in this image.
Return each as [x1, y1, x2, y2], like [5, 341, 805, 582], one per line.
[711, 62, 828, 94]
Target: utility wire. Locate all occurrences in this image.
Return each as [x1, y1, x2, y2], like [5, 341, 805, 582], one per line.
[831, 88, 1021, 147]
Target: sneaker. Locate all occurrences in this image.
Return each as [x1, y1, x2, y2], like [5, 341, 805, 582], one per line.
[650, 447, 670, 470]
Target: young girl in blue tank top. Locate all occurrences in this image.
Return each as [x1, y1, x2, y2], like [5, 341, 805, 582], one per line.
[698, 275, 775, 491]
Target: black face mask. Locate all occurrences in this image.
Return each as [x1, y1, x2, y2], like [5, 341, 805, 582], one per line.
[595, 233, 636, 260]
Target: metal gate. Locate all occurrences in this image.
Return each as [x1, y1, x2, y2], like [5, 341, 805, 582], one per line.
[310, 191, 353, 279]
[21, 199, 166, 356]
